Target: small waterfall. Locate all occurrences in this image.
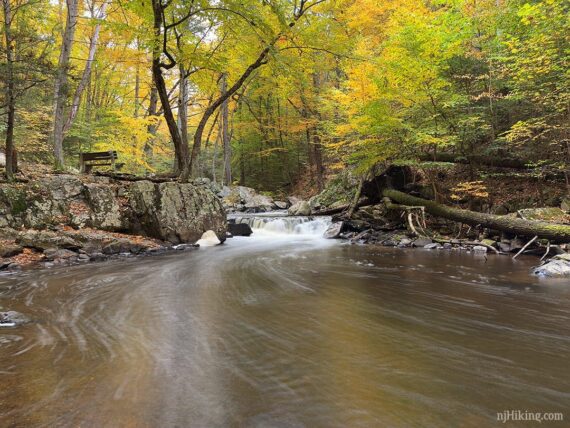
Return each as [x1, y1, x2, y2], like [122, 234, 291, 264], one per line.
[230, 213, 332, 237]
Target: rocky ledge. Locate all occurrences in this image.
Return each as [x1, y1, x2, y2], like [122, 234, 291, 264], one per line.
[0, 174, 226, 271]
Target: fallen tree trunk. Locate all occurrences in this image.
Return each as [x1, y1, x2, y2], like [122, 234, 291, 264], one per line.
[93, 171, 176, 183]
[383, 189, 570, 243]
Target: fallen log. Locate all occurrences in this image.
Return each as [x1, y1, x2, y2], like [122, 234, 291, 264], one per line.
[383, 189, 570, 243]
[93, 171, 177, 183]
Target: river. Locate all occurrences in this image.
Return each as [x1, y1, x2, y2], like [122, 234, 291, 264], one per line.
[1, 216, 569, 427]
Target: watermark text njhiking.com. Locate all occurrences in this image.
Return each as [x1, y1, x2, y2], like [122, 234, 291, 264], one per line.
[497, 410, 564, 424]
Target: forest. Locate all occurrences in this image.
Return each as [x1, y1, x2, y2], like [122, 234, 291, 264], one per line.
[0, 0, 567, 194]
[2, 2, 570, 424]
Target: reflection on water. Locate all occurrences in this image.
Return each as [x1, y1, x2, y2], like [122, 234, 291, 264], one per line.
[1, 232, 569, 427]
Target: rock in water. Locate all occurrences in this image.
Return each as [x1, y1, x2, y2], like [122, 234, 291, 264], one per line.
[228, 223, 253, 236]
[0, 311, 30, 327]
[288, 201, 311, 216]
[323, 222, 343, 239]
[413, 237, 433, 247]
[424, 243, 442, 250]
[196, 230, 221, 247]
[533, 258, 570, 277]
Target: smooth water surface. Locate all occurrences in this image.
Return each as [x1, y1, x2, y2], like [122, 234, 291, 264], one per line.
[1, 220, 569, 427]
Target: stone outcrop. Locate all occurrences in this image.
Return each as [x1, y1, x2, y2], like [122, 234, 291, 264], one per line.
[130, 181, 226, 244]
[0, 175, 226, 245]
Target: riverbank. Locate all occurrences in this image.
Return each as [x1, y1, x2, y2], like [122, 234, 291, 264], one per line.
[1, 164, 569, 276]
[0, 168, 227, 272]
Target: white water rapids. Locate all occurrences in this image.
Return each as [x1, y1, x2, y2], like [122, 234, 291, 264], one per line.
[230, 212, 332, 237]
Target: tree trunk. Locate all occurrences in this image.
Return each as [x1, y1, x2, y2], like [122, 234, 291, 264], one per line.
[383, 189, 570, 243]
[52, 0, 79, 170]
[134, 63, 140, 118]
[220, 73, 232, 185]
[153, 61, 187, 174]
[347, 172, 367, 218]
[2, 0, 16, 179]
[151, 0, 187, 174]
[176, 62, 189, 174]
[145, 85, 158, 157]
[313, 132, 324, 191]
[63, 0, 108, 134]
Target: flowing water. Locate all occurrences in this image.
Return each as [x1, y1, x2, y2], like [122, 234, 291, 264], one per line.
[1, 216, 569, 427]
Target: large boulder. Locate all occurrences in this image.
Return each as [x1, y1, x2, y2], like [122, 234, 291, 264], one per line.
[288, 201, 311, 216]
[245, 194, 274, 212]
[130, 181, 226, 244]
[0, 176, 227, 246]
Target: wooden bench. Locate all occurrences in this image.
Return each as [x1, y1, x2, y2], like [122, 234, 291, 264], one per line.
[79, 151, 118, 174]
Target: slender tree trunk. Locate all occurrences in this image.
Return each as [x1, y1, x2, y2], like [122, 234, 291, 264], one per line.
[240, 152, 245, 185]
[134, 63, 140, 118]
[63, 0, 108, 135]
[176, 62, 189, 174]
[220, 73, 232, 185]
[313, 132, 324, 191]
[153, 61, 187, 173]
[52, 0, 79, 170]
[347, 172, 368, 218]
[144, 85, 158, 157]
[2, 0, 16, 179]
[151, 0, 186, 174]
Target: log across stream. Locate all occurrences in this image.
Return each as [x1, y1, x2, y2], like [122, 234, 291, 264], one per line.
[382, 189, 570, 243]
